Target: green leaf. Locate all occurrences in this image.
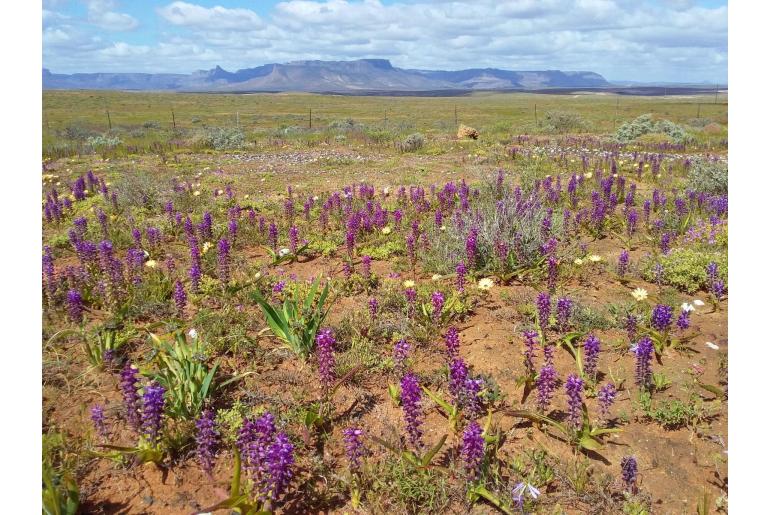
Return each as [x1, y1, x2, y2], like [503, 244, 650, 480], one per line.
[578, 435, 603, 451]
[420, 434, 448, 467]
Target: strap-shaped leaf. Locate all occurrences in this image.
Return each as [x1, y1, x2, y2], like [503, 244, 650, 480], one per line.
[420, 434, 448, 467]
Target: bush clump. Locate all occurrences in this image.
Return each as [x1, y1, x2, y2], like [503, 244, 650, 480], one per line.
[202, 127, 245, 150]
[86, 134, 121, 148]
[542, 110, 588, 133]
[615, 114, 692, 144]
[687, 158, 728, 194]
[641, 247, 727, 293]
[457, 124, 479, 140]
[396, 133, 425, 152]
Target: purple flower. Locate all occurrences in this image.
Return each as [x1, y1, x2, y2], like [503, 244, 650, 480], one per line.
[404, 287, 417, 317]
[431, 291, 445, 322]
[66, 289, 84, 324]
[342, 427, 365, 472]
[465, 228, 478, 267]
[555, 297, 572, 332]
[455, 261, 466, 293]
[91, 405, 108, 438]
[634, 336, 654, 389]
[536, 364, 557, 413]
[120, 363, 141, 430]
[141, 381, 166, 445]
[565, 374, 584, 430]
[173, 280, 186, 317]
[393, 338, 411, 374]
[583, 334, 601, 380]
[268, 222, 279, 251]
[522, 330, 538, 376]
[660, 232, 672, 255]
[620, 456, 638, 492]
[650, 304, 673, 332]
[536, 292, 551, 334]
[400, 372, 423, 448]
[676, 309, 690, 331]
[597, 383, 617, 421]
[361, 255, 372, 277]
[625, 313, 638, 341]
[228, 218, 238, 243]
[368, 297, 378, 319]
[445, 327, 460, 361]
[461, 421, 485, 479]
[316, 328, 336, 392]
[217, 239, 231, 283]
[712, 279, 725, 300]
[617, 250, 629, 278]
[449, 358, 469, 405]
[262, 431, 295, 504]
[195, 408, 219, 476]
[288, 225, 299, 254]
[706, 262, 718, 284]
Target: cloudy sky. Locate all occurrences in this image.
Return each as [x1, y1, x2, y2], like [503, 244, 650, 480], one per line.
[42, 0, 727, 83]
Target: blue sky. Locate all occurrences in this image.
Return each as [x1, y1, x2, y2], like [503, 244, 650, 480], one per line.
[43, 1, 727, 82]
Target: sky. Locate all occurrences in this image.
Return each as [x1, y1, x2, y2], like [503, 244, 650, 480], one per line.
[42, 0, 728, 83]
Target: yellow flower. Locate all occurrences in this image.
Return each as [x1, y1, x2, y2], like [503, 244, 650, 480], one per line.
[202, 241, 212, 254]
[382, 226, 392, 235]
[402, 279, 415, 288]
[193, 191, 201, 196]
[584, 172, 593, 179]
[477, 277, 494, 290]
[145, 260, 158, 268]
[431, 274, 442, 281]
[244, 194, 250, 199]
[588, 254, 602, 263]
[631, 288, 648, 302]
[440, 225, 446, 231]
[573, 258, 584, 266]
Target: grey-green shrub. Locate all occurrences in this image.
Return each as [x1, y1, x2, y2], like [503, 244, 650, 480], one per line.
[687, 158, 728, 194]
[615, 114, 693, 144]
[202, 127, 245, 150]
[396, 132, 425, 152]
[86, 134, 121, 148]
[542, 110, 588, 133]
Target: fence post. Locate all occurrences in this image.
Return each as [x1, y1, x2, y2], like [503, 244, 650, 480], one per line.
[309, 108, 312, 129]
[106, 110, 112, 130]
[171, 109, 176, 129]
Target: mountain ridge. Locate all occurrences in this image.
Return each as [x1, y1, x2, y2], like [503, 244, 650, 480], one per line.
[43, 59, 611, 92]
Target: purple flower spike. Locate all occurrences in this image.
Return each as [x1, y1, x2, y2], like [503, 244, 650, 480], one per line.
[634, 336, 654, 389]
[368, 297, 378, 319]
[536, 292, 551, 334]
[597, 383, 617, 421]
[141, 381, 166, 445]
[361, 255, 372, 278]
[650, 304, 673, 332]
[445, 327, 460, 361]
[342, 427, 365, 472]
[217, 239, 231, 283]
[195, 408, 219, 476]
[262, 432, 295, 503]
[66, 289, 84, 324]
[461, 421, 485, 480]
[617, 250, 629, 277]
[316, 328, 336, 393]
[620, 456, 638, 493]
[556, 297, 572, 332]
[393, 338, 411, 374]
[455, 261, 467, 293]
[431, 291, 445, 322]
[404, 288, 417, 317]
[400, 372, 424, 448]
[536, 364, 557, 413]
[565, 374, 584, 430]
[583, 334, 601, 380]
[288, 225, 299, 254]
[91, 405, 108, 438]
[120, 362, 141, 430]
[173, 280, 187, 317]
[676, 309, 690, 331]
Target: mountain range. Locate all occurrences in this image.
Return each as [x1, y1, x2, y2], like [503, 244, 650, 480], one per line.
[43, 58, 610, 92]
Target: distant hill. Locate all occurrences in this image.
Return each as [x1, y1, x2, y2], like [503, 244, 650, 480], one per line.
[43, 59, 611, 92]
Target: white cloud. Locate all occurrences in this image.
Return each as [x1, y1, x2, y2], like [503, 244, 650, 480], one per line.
[42, 0, 727, 82]
[86, 0, 139, 31]
[157, 1, 263, 31]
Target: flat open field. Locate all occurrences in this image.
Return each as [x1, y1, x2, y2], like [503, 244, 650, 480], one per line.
[42, 90, 728, 514]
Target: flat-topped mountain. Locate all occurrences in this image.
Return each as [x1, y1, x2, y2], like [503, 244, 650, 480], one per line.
[43, 59, 610, 92]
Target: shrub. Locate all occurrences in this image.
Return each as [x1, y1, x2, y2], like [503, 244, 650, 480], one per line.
[202, 127, 245, 150]
[457, 124, 479, 139]
[615, 114, 692, 144]
[143, 120, 161, 129]
[86, 134, 121, 148]
[542, 110, 588, 133]
[640, 247, 727, 293]
[687, 158, 728, 194]
[396, 133, 425, 153]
